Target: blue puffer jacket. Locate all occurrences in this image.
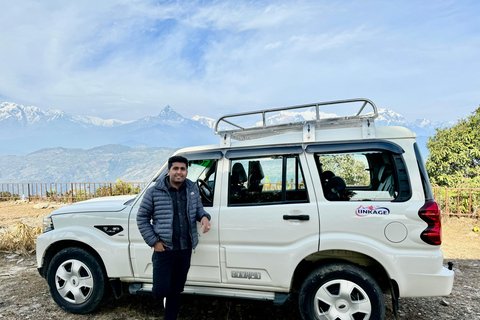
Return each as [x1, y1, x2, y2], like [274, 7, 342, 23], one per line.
[136, 176, 210, 249]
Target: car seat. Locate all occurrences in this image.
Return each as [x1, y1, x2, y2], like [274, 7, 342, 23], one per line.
[378, 164, 394, 196]
[231, 163, 248, 195]
[247, 161, 264, 192]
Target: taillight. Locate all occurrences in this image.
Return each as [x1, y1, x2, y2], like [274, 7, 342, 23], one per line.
[418, 200, 442, 245]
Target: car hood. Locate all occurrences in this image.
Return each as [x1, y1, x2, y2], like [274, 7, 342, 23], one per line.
[51, 195, 137, 215]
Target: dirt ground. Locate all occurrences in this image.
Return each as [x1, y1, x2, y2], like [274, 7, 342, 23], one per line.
[0, 201, 479, 320]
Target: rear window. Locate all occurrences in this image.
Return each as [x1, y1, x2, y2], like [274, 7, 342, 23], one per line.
[315, 149, 406, 201]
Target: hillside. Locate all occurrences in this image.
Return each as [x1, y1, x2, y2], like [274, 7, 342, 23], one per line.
[0, 145, 175, 183]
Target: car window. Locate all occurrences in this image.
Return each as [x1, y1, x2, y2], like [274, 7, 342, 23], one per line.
[316, 151, 398, 201]
[229, 155, 308, 205]
[187, 159, 218, 207]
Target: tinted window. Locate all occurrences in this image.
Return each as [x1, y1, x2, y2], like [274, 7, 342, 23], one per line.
[316, 151, 398, 201]
[229, 155, 308, 205]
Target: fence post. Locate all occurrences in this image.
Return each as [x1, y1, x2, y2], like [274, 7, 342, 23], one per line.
[457, 189, 460, 215]
[469, 189, 472, 215]
[445, 188, 449, 215]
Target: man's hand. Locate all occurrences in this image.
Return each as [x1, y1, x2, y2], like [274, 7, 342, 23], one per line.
[153, 241, 167, 252]
[200, 216, 211, 234]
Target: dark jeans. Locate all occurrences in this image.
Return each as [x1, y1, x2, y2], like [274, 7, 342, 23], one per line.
[152, 249, 192, 320]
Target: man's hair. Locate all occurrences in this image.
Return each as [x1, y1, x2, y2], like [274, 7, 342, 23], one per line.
[168, 155, 188, 169]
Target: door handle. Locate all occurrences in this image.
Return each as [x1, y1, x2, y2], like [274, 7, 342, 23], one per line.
[283, 214, 310, 221]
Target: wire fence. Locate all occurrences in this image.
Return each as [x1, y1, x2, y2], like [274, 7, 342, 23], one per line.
[0, 182, 479, 217]
[0, 182, 147, 203]
[433, 187, 480, 218]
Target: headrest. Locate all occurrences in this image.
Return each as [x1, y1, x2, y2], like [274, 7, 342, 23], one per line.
[322, 170, 335, 181]
[249, 161, 264, 180]
[326, 176, 346, 192]
[232, 163, 247, 184]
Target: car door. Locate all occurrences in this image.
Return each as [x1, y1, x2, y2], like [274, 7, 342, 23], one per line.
[218, 147, 320, 289]
[128, 151, 222, 283]
[306, 141, 415, 253]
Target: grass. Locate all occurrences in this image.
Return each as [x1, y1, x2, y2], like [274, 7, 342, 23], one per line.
[0, 201, 479, 259]
[0, 222, 42, 253]
[0, 201, 53, 254]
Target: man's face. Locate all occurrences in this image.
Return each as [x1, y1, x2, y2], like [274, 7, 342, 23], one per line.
[168, 162, 188, 187]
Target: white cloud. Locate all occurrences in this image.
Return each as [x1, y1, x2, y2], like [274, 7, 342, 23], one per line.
[0, 0, 479, 122]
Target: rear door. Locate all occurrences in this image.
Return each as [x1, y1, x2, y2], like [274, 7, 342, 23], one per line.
[218, 147, 320, 289]
[306, 141, 415, 252]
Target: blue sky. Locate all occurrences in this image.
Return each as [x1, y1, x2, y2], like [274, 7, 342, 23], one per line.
[0, 0, 479, 122]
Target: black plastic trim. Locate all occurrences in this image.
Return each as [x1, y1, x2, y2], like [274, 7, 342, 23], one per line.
[273, 293, 290, 306]
[94, 225, 124, 236]
[392, 153, 412, 202]
[305, 140, 404, 154]
[225, 146, 303, 159]
[177, 150, 224, 160]
[414, 142, 434, 200]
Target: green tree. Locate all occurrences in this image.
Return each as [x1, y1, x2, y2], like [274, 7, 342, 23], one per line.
[426, 106, 480, 188]
[320, 154, 370, 186]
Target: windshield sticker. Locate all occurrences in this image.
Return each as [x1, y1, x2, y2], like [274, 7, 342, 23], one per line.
[356, 206, 390, 217]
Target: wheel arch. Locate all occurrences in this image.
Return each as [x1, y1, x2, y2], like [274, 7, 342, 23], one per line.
[39, 240, 107, 279]
[291, 250, 393, 295]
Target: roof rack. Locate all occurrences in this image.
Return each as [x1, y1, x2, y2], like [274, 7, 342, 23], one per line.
[215, 98, 378, 147]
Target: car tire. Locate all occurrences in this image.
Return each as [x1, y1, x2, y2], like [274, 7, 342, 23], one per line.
[299, 262, 385, 320]
[46, 247, 109, 314]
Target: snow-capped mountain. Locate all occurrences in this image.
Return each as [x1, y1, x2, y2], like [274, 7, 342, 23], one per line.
[0, 101, 453, 157]
[375, 108, 409, 126]
[0, 102, 129, 127]
[192, 115, 216, 129]
[0, 101, 455, 182]
[0, 102, 217, 156]
[250, 106, 451, 135]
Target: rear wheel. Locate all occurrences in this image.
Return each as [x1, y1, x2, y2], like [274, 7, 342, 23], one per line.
[299, 263, 385, 320]
[47, 247, 109, 314]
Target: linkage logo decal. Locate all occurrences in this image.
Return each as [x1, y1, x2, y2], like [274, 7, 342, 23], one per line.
[356, 205, 390, 217]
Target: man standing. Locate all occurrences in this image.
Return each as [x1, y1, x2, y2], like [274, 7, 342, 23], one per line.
[137, 155, 211, 320]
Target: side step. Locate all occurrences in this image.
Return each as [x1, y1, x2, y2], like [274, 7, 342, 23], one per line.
[129, 283, 290, 306]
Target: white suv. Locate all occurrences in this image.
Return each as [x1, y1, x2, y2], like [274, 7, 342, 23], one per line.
[36, 99, 454, 320]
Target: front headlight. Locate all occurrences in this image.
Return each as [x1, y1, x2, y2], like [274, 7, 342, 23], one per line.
[43, 215, 54, 233]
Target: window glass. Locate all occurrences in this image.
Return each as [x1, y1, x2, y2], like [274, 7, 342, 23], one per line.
[316, 151, 397, 201]
[229, 155, 308, 205]
[286, 157, 307, 201]
[187, 159, 217, 207]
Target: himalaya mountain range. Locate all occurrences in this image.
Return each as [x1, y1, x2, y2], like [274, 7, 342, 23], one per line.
[0, 102, 452, 182]
[0, 102, 217, 156]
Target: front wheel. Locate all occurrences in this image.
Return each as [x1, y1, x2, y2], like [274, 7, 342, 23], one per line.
[299, 263, 385, 320]
[46, 247, 109, 314]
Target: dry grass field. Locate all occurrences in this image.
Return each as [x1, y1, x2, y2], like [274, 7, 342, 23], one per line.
[1, 201, 479, 258]
[0, 201, 479, 319]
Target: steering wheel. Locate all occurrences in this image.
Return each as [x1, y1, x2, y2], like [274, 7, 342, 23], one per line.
[197, 179, 213, 203]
